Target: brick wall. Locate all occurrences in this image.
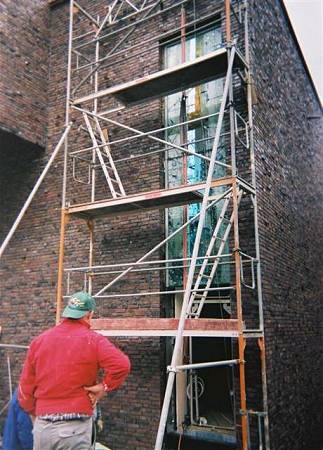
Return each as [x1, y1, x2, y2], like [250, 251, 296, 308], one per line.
[0, 0, 49, 251]
[0, 0, 49, 147]
[249, 1, 322, 449]
[0, 1, 322, 449]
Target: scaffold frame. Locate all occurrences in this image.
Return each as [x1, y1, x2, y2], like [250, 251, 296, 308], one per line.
[0, 1, 270, 449]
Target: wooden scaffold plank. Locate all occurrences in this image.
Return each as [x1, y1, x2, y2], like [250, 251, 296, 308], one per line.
[91, 318, 239, 337]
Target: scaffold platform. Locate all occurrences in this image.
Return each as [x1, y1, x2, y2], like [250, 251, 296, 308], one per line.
[66, 177, 234, 219]
[73, 47, 246, 106]
[91, 318, 239, 337]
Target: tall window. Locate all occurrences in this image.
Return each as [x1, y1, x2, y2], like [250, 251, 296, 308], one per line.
[164, 25, 230, 287]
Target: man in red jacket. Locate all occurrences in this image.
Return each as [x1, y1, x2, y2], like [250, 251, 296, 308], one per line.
[18, 291, 130, 450]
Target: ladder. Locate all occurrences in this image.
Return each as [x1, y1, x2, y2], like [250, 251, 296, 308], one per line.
[83, 112, 126, 199]
[187, 190, 241, 318]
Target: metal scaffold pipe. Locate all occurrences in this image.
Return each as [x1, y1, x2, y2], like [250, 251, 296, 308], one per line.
[244, 3, 270, 448]
[0, 344, 29, 349]
[172, 359, 239, 371]
[0, 124, 72, 259]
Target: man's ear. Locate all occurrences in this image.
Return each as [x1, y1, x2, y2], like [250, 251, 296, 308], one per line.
[84, 311, 93, 320]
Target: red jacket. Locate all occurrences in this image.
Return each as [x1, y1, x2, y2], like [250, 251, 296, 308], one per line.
[18, 319, 130, 416]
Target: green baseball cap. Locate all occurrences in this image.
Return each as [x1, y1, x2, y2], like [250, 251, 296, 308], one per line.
[62, 291, 96, 319]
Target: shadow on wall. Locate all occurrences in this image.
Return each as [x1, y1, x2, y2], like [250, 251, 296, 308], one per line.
[0, 128, 44, 242]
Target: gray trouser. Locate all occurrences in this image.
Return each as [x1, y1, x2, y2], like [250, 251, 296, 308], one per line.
[33, 417, 93, 450]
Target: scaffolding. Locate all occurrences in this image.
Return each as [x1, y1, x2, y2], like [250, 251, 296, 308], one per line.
[0, 0, 270, 449]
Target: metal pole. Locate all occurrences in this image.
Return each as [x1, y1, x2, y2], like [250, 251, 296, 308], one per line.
[87, 220, 94, 294]
[244, 0, 264, 336]
[232, 180, 248, 450]
[180, 5, 188, 290]
[225, 0, 231, 44]
[87, 24, 99, 294]
[179, 11, 189, 426]
[228, 55, 236, 173]
[56, 211, 69, 323]
[154, 47, 236, 450]
[226, 0, 235, 176]
[7, 356, 12, 400]
[0, 125, 72, 259]
[258, 337, 270, 449]
[90, 36, 100, 203]
[258, 411, 264, 450]
[0, 344, 29, 349]
[64, 259, 234, 277]
[56, 0, 74, 322]
[244, 5, 270, 449]
[95, 286, 234, 299]
[62, 0, 74, 208]
[65, 253, 233, 272]
[173, 359, 239, 371]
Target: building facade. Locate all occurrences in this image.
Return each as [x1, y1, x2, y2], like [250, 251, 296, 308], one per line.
[0, 1, 322, 450]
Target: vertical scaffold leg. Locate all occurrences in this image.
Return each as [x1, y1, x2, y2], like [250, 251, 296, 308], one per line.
[232, 179, 248, 450]
[56, 209, 70, 323]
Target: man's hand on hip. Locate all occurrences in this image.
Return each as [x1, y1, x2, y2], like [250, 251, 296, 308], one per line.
[84, 383, 106, 406]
